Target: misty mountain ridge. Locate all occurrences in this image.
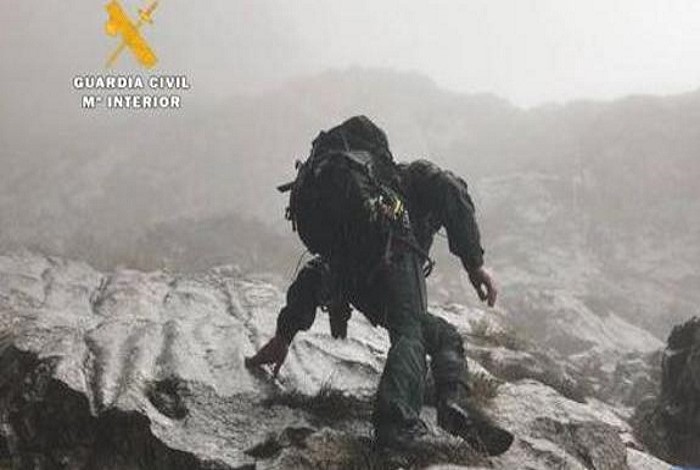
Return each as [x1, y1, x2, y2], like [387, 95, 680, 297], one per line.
[1, 67, 698, 345]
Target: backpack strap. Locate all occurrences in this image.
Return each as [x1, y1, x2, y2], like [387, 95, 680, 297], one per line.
[394, 232, 436, 277]
[277, 181, 294, 193]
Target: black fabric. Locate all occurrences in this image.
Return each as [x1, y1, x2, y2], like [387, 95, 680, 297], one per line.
[371, 249, 428, 429]
[275, 253, 471, 430]
[422, 314, 470, 404]
[289, 149, 402, 265]
[276, 250, 431, 428]
[286, 116, 402, 265]
[311, 115, 394, 163]
[275, 118, 484, 435]
[275, 258, 329, 343]
[399, 159, 484, 270]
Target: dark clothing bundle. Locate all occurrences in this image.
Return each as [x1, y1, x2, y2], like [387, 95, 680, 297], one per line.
[277, 158, 485, 342]
[277, 148, 483, 433]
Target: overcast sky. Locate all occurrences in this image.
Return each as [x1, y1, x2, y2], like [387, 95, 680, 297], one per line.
[287, 0, 700, 106]
[2, 0, 700, 109]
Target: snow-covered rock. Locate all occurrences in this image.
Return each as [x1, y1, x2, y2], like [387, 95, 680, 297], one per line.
[0, 252, 670, 469]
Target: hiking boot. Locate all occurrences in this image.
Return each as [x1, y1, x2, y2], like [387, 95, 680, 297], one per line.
[375, 418, 430, 450]
[437, 402, 514, 456]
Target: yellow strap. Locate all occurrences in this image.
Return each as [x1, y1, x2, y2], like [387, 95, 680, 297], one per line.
[392, 199, 404, 218]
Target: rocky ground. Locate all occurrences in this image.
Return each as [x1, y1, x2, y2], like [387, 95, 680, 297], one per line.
[632, 317, 700, 467]
[0, 251, 673, 469]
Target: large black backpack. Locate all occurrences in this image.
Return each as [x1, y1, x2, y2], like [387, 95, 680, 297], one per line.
[279, 116, 405, 267]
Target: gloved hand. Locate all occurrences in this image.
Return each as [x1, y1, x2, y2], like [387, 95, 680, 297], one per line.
[244, 335, 290, 377]
[468, 266, 497, 307]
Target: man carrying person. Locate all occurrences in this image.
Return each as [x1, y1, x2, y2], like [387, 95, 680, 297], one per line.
[246, 116, 513, 455]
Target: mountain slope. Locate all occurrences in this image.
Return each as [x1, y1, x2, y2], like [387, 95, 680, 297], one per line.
[0, 252, 671, 469]
[1, 68, 698, 344]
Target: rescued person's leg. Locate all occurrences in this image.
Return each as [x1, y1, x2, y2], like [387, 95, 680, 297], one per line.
[422, 312, 514, 456]
[422, 313, 469, 405]
[373, 251, 429, 446]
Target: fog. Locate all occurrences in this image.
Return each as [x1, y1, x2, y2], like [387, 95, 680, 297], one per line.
[4, 1, 700, 107]
[0, 1, 699, 341]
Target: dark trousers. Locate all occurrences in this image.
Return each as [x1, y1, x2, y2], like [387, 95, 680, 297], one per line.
[278, 254, 469, 432]
[369, 250, 468, 432]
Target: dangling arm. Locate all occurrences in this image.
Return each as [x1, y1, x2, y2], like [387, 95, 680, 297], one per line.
[245, 257, 328, 375]
[405, 160, 497, 306]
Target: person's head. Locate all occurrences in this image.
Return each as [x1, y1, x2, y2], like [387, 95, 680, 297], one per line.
[312, 115, 393, 162]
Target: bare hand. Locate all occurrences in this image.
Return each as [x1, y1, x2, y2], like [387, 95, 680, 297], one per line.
[245, 335, 290, 377]
[468, 266, 497, 307]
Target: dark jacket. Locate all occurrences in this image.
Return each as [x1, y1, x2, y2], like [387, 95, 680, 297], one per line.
[398, 159, 483, 271]
[276, 159, 484, 342]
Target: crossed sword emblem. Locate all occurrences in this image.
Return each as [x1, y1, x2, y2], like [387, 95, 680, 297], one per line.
[105, 0, 159, 69]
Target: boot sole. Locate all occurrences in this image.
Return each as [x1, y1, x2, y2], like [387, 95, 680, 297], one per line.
[440, 405, 514, 456]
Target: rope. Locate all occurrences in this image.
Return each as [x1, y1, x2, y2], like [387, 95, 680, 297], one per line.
[289, 249, 310, 282]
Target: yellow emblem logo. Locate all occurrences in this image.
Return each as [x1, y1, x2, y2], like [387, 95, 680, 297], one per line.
[105, 0, 159, 69]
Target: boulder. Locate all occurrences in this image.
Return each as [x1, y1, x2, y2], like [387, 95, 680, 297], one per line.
[633, 316, 700, 466]
[0, 252, 671, 469]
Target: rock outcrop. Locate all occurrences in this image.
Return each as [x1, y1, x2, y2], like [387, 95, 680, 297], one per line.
[633, 316, 700, 467]
[0, 252, 670, 469]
